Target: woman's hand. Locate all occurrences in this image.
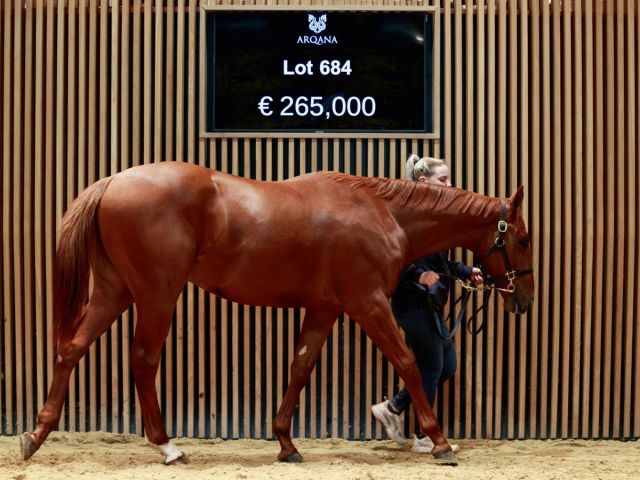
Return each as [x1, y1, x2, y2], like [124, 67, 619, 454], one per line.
[418, 270, 440, 288]
[470, 267, 484, 286]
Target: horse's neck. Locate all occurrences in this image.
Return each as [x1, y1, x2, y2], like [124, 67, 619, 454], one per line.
[390, 187, 501, 260]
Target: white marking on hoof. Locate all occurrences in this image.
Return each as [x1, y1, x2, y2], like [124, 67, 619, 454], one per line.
[147, 438, 184, 464]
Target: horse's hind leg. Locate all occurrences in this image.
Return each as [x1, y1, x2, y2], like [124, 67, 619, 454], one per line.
[21, 271, 132, 460]
[273, 309, 337, 462]
[349, 293, 457, 465]
[130, 296, 188, 465]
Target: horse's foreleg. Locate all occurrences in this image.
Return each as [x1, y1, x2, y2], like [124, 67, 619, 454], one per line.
[273, 309, 337, 463]
[351, 294, 457, 465]
[21, 279, 131, 461]
[131, 299, 187, 465]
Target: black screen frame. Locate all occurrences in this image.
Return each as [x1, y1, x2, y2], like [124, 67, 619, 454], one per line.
[199, 5, 440, 139]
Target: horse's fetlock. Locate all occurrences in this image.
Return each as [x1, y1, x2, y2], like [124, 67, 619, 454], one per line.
[37, 406, 61, 428]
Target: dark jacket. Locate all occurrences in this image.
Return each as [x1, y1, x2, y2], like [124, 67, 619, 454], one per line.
[394, 252, 473, 310]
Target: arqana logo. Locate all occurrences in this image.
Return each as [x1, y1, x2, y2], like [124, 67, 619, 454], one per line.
[308, 14, 327, 34]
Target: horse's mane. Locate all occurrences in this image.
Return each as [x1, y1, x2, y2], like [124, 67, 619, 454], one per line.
[323, 172, 499, 220]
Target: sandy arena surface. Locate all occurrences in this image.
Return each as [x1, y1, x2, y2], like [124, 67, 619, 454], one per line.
[0, 432, 639, 480]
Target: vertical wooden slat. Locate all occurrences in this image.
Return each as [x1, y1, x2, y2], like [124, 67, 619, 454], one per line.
[44, 0, 55, 414]
[243, 301, 250, 438]
[529, 0, 541, 439]
[331, 319, 338, 438]
[13, 0, 25, 435]
[631, 0, 640, 439]
[602, 0, 615, 437]
[132, 0, 142, 170]
[33, 0, 45, 426]
[176, 0, 186, 161]
[166, 0, 175, 163]
[432, 5, 440, 151]
[23, 0, 35, 433]
[220, 294, 228, 437]
[78, 0, 87, 191]
[549, 0, 562, 439]
[143, 0, 152, 165]
[342, 315, 350, 438]
[2, 0, 13, 435]
[612, 0, 626, 438]
[265, 304, 272, 439]
[560, 0, 573, 439]
[623, 0, 637, 439]
[540, 0, 551, 439]
[591, 0, 605, 438]
[636, 0, 640, 440]
[581, 0, 595, 439]
[87, 0, 97, 185]
[154, 0, 164, 163]
[571, 0, 584, 440]
[443, 0, 452, 185]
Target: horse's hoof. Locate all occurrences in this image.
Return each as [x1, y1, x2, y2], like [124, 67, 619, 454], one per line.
[433, 448, 458, 466]
[279, 451, 303, 463]
[19, 432, 38, 461]
[166, 453, 190, 465]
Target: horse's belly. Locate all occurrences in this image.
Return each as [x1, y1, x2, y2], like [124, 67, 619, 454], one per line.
[189, 256, 337, 310]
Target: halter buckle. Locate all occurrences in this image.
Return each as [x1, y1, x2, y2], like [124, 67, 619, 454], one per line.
[498, 220, 508, 233]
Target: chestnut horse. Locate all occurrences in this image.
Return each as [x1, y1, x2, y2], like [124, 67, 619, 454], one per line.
[20, 161, 534, 465]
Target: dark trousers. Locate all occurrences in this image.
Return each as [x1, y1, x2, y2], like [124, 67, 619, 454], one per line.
[389, 296, 457, 412]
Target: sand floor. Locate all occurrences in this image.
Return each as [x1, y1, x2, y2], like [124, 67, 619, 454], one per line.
[0, 432, 638, 480]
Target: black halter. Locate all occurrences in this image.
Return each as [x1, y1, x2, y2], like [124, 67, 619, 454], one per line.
[436, 201, 534, 340]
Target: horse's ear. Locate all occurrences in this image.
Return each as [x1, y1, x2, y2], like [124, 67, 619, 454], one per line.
[510, 186, 525, 215]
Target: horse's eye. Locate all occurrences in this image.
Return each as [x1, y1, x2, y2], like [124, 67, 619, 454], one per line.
[519, 237, 530, 248]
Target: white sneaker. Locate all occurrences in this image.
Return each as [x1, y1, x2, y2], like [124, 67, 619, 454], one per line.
[410, 434, 459, 453]
[371, 400, 407, 445]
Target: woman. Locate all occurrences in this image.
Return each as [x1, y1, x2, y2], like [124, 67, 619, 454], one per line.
[371, 155, 483, 453]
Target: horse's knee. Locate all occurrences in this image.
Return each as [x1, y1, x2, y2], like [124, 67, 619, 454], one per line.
[130, 346, 159, 384]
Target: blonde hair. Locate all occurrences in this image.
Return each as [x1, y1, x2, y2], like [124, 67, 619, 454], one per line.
[405, 154, 447, 181]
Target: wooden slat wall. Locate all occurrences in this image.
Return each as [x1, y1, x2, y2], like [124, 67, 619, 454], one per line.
[0, 0, 639, 441]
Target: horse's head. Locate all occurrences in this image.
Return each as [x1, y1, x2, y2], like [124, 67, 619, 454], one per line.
[477, 186, 534, 314]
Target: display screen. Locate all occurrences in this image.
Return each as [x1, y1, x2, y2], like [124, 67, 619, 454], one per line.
[205, 10, 433, 133]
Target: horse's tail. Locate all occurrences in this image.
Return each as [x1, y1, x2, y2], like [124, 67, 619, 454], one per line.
[54, 176, 114, 350]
